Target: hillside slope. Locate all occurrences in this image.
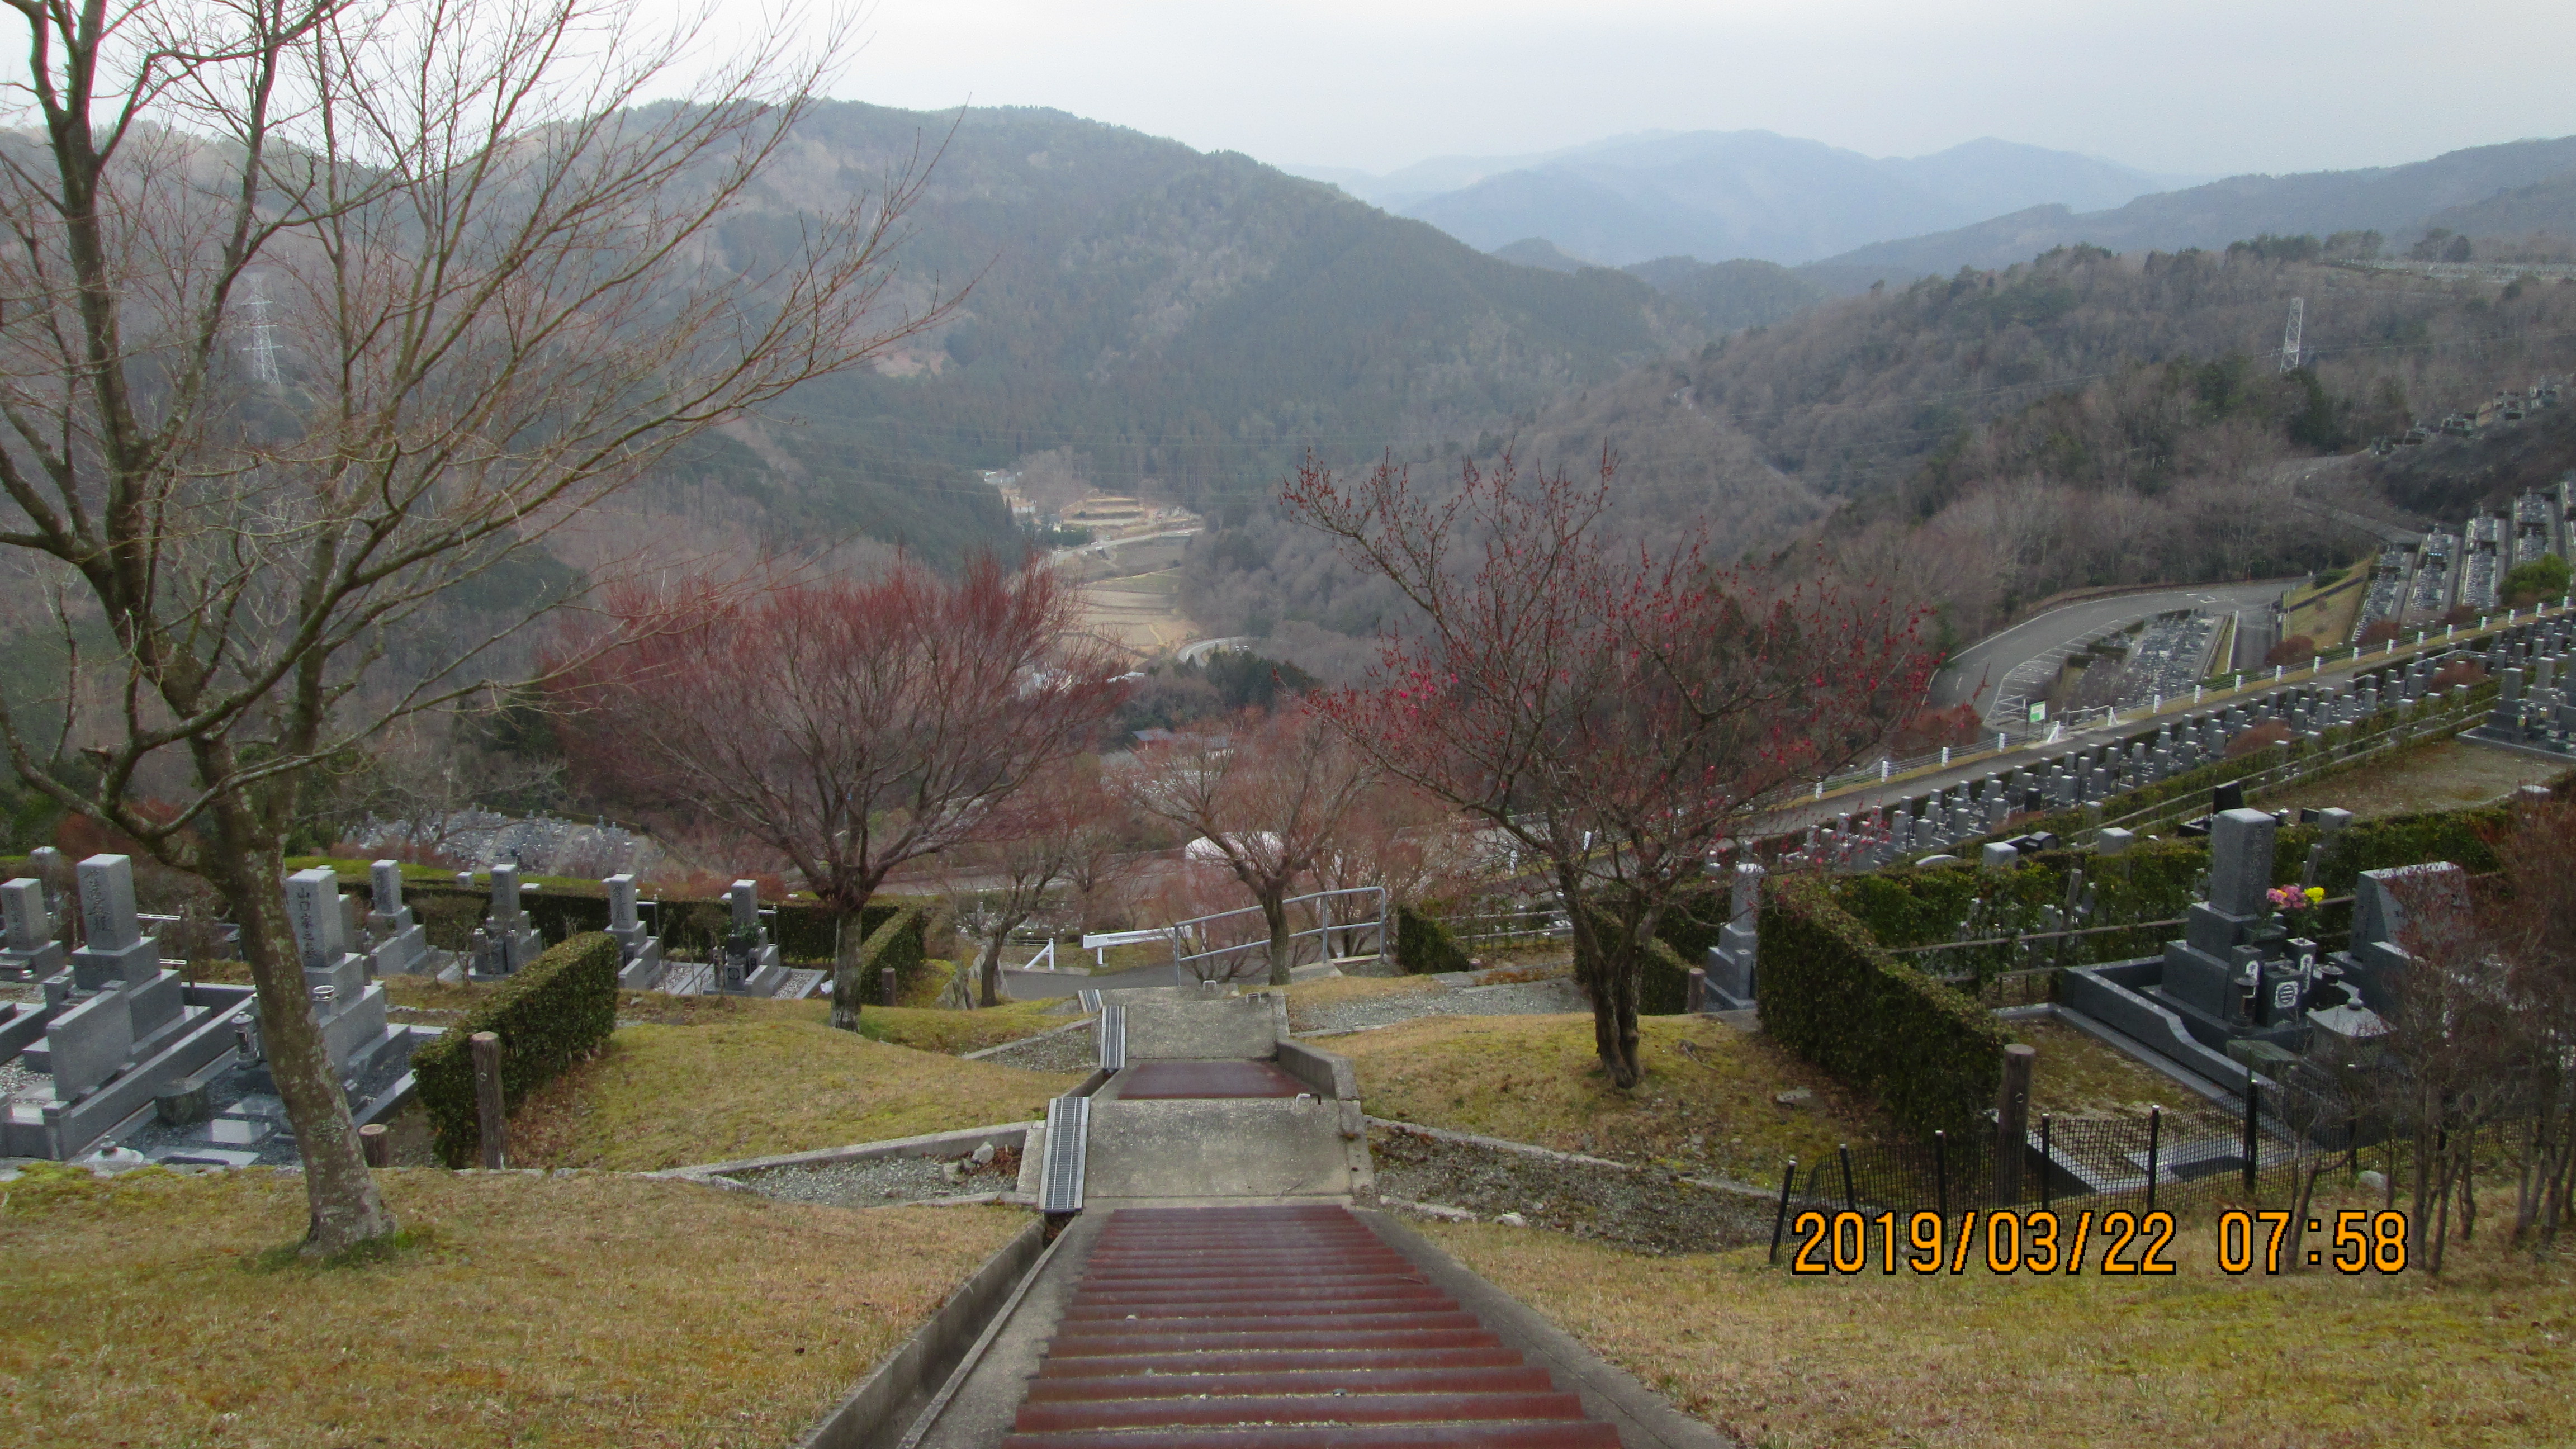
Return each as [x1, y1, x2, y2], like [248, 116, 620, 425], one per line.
[1184, 247, 2576, 666]
[749, 103, 1697, 512]
[1810, 136, 2576, 281]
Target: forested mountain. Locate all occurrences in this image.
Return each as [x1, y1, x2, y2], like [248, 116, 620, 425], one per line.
[731, 102, 1698, 524]
[1810, 136, 2576, 282]
[1385, 132, 2172, 266]
[1183, 245, 2576, 665]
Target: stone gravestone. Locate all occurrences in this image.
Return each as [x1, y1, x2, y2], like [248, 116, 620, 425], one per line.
[363, 861, 439, 977]
[718, 880, 784, 995]
[285, 867, 396, 1075]
[1702, 862, 1763, 1011]
[2156, 810, 2298, 1043]
[605, 874, 666, 989]
[0, 878, 65, 980]
[71, 855, 182, 1044]
[468, 865, 544, 981]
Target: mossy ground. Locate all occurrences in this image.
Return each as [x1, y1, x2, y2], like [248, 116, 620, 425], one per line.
[1335, 1013, 1890, 1181]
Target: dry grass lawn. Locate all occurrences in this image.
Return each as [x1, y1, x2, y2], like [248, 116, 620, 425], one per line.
[1282, 973, 1441, 1028]
[1337, 1013, 1890, 1181]
[1427, 1185, 2576, 1448]
[509, 1018, 1082, 1171]
[2013, 1018, 2234, 1134]
[2259, 738, 2569, 820]
[0, 1166, 1028, 1449]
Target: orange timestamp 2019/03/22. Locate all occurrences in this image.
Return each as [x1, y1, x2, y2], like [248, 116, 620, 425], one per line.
[1783, 1208, 2413, 1276]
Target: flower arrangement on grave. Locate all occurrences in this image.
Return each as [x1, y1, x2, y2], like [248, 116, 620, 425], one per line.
[2266, 884, 2326, 914]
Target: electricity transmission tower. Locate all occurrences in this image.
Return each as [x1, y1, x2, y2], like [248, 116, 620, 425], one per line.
[239, 274, 282, 386]
[2279, 297, 2304, 374]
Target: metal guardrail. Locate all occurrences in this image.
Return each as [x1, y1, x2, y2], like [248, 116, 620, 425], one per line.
[1097, 1003, 1127, 1072]
[1162, 887, 1386, 978]
[1039, 1095, 1089, 1214]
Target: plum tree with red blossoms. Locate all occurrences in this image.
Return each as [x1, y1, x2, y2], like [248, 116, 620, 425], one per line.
[1281, 451, 1935, 1087]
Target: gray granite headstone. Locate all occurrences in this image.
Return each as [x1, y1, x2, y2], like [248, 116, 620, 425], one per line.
[608, 874, 641, 932]
[2208, 809, 2279, 918]
[2352, 862, 2468, 946]
[489, 864, 522, 916]
[3, 878, 49, 952]
[285, 868, 347, 969]
[370, 860, 405, 916]
[729, 880, 760, 934]
[76, 854, 141, 951]
[44, 987, 133, 1099]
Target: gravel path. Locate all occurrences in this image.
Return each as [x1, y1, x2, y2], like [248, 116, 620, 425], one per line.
[1298, 978, 1587, 1036]
[1371, 1125, 1773, 1256]
[728, 1144, 1024, 1206]
[0, 1058, 46, 1105]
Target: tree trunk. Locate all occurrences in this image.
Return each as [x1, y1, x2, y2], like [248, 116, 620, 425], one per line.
[829, 905, 869, 1031]
[1261, 890, 1295, 986]
[200, 787, 396, 1256]
[979, 916, 1025, 1008]
[1561, 872, 1641, 1090]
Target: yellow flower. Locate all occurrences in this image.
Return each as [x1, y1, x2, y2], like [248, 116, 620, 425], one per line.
[2304, 886, 2326, 904]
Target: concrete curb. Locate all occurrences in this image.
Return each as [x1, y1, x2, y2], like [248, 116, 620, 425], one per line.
[1360, 1208, 1738, 1449]
[958, 1017, 1095, 1061]
[657, 1123, 1040, 1182]
[794, 1216, 1047, 1449]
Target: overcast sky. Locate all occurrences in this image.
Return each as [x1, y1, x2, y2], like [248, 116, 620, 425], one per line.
[811, 0, 2576, 179]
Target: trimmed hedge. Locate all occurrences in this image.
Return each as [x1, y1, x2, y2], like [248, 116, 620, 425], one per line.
[1641, 936, 1693, 1016]
[1394, 904, 1472, 975]
[415, 932, 621, 1167]
[1759, 875, 2010, 1139]
[852, 903, 929, 997]
[314, 859, 914, 962]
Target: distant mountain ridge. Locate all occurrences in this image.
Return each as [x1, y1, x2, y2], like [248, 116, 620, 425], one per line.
[1300, 131, 2182, 267]
[728, 103, 1701, 518]
[1809, 135, 2576, 281]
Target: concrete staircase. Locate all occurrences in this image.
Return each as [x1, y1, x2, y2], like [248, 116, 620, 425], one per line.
[998, 1205, 1617, 1449]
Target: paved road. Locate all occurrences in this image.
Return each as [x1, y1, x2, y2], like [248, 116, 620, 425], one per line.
[1933, 580, 2298, 718]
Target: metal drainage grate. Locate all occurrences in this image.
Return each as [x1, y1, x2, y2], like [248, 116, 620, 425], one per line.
[1096, 1002, 1127, 1072]
[1077, 989, 1102, 1013]
[1039, 1094, 1090, 1214]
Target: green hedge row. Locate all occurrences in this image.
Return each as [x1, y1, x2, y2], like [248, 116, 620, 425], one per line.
[1759, 875, 2010, 1139]
[415, 932, 621, 1168]
[854, 904, 929, 998]
[1394, 904, 1472, 975]
[1641, 936, 1694, 1016]
[305, 860, 916, 962]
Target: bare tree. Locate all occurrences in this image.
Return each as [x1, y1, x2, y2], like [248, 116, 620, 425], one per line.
[0, 0, 949, 1253]
[1284, 451, 1933, 1087]
[936, 759, 1109, 1008]
[555, 559, 1124, 1029]
[1117, 707, 1375, 986]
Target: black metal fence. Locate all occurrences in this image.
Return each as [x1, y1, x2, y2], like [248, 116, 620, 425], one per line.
[1766, 1098, 2365, 1264]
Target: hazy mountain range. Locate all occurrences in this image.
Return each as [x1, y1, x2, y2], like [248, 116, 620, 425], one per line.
[1292, 132, 2199, 266]
[1810, 135, 2576, 280]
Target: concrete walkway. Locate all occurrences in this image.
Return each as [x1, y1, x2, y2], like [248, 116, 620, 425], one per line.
[905, 995, 1726, 1449]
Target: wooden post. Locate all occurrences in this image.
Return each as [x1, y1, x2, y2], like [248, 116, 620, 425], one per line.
[359, 1123, 390, 1168]
[1995, 1042, 2036, 1207]
[470, 1030, 506, 1170]
[881, 968, 897, 1007]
